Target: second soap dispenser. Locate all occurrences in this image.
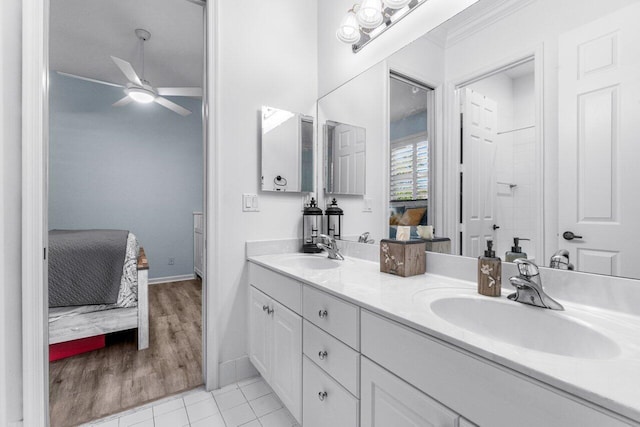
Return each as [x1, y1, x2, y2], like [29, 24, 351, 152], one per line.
[478, 239, 501, 297]
[505, 237, 530, 262]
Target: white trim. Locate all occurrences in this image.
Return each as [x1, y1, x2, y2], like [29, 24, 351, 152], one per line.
[148, 274, 196, 285]
[204, 0, 220, 391]
[22, 1, 218, 424]
[22, 0, 49, 425]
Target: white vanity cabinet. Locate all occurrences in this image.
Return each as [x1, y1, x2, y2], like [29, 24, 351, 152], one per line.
[248, 264, 303, 424]
[360, 357, 458, 427]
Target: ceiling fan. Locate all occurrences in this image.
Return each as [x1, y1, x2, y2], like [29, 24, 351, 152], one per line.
[58, 29, 202, 116]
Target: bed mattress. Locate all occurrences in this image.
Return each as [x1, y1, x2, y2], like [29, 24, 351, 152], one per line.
[49, 232, 140, 323]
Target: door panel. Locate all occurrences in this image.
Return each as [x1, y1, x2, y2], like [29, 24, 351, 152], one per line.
[248, 286, 272, 379]
[558, 3, 640, 278]
[271, 299, 302, 423]
[462, 88, 498, 257]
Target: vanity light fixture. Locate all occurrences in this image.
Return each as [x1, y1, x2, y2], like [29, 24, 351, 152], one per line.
[337, 0, 427, 53]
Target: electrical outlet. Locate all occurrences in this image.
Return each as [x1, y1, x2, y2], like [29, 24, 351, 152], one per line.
[168, 257, 175, 265]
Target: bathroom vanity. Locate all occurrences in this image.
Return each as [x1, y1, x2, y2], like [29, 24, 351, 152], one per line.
[247, 250, 640, 427]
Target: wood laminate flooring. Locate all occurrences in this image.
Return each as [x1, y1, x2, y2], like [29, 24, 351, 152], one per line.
[49, 279, 202, 427]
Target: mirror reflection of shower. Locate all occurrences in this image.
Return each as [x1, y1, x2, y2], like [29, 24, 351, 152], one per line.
[388, 73, 434, 240]
[459, 59, 536, 260]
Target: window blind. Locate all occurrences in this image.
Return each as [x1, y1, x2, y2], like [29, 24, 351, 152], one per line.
[390, 138, 429, 201]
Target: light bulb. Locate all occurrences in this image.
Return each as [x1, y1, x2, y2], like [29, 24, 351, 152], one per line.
[126, 87, 156, 103]
[336, 11, 361, 44]
[383, 0, 411, 9]
[356, 0, 384, 29]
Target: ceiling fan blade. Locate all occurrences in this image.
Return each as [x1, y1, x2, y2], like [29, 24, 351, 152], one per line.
[155, 96, 192, 116]
[57, 71, 123, 88]
[156, 87, 203, 97]
[111, 56, 142, 86]
[112, 96, 133, 107]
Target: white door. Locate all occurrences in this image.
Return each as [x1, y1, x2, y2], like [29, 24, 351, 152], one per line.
[558, 3, 640, 278]
[461, 88, 498, 257]
[270, 299, 302, 424]
[334, 124, 366, 194]
[248, 286, 272, 379]
[360, 357, 458, 427]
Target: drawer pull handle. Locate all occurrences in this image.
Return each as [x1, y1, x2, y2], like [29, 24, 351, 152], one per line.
[267, 307, 274, 315]
[262, 305, 269, 312]
[318, 309, 328, 319]
[318, 350, 328, 360]
[318, 391, 328, 401]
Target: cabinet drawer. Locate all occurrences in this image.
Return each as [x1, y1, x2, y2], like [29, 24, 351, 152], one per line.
[361, 356, 458, 427]
[249, 263, 302, 314]
[302, 285, 359, 349]
[303, 320, 360, 397]
[361, 310, 628, 427]
[303, 356, 359, 427]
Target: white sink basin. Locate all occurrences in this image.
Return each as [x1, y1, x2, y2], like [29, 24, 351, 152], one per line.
[277, 255, 344, 270]
[429, 296, 620, 360]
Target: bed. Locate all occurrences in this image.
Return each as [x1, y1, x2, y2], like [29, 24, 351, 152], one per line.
[48, 230, 150, 351]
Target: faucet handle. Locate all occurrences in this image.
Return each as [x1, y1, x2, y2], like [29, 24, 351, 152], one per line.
[515, 258, 539, 278]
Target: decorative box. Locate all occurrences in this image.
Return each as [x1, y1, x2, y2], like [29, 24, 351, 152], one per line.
[380, 239, 426, 277]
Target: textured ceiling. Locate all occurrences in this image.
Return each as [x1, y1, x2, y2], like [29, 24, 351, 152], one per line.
[50, 0, 204, 88]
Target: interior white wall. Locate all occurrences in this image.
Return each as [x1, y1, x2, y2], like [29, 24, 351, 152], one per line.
[317, 0, 478, 96]
[0, 0, 24, 424]
[215, 0, 317, 366]
[444, 0, 638, 265]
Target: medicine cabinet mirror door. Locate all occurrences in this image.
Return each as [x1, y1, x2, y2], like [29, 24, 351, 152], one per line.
[261, 105, 314, 193]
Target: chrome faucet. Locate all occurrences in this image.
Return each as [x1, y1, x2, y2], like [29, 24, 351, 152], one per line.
[508, 259, 564, 310]
[550, 249, 574, 270]
[317, 234, 344, 260]
[358, 232, 375, 244]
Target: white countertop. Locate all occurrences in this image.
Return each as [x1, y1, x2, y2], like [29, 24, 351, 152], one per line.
[248, 252, 640, 423]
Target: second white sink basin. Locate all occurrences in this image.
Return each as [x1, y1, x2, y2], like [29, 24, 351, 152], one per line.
[277, 255, 344, 270]
[429, 296, 620, 360]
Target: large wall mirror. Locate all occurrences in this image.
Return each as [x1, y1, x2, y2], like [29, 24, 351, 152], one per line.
[261, 105, 314, 193]
[317, 0, 640, 279]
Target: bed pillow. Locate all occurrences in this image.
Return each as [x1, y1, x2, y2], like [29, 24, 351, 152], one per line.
[398, 207, 427, 226]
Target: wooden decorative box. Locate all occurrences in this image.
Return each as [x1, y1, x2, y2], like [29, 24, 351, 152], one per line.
[424, 237, 451, 254]
[380, 239, 426, 277]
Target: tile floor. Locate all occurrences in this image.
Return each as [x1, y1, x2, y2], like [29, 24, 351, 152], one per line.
[84, 377, 300, 427]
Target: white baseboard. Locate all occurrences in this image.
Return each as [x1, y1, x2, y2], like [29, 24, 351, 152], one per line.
[219, 355, 260, 387]
[9, 421, 24, 427]
[148, 274, 196, 285]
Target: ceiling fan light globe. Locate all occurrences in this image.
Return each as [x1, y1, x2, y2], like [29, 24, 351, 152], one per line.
[126, 87, 156, 103]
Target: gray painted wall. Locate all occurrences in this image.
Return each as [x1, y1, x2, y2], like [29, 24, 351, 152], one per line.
[49, 73, 203, 279]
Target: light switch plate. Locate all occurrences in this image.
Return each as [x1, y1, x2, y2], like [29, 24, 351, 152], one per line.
[242, 193, 259, 212]
[363, 198, 373, 213]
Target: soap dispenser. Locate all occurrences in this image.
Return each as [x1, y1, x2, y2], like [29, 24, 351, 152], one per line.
[478, 239, 501, 297]
[505, 237, 530, 262]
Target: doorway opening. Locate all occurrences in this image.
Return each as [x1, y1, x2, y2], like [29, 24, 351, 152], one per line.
[456, 58, 539, 261]
[388, 72, 435, 240]
[45, 1, 208, 425]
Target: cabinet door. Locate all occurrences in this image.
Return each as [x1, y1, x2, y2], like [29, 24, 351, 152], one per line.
[361, 357, 458, 427]
[270, 299, 302, 424]
[248, 286, 272, 380]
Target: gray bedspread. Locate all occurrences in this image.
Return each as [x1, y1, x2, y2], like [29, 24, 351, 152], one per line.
[48, 229, 129, 307]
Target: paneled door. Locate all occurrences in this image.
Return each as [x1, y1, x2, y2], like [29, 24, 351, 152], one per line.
[461, 88, 498, 257]
[558, 3, 640, 278]
[270, 299, 302, 423]
[248, 287, 272, 379]
[334, 123, 366, 194]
